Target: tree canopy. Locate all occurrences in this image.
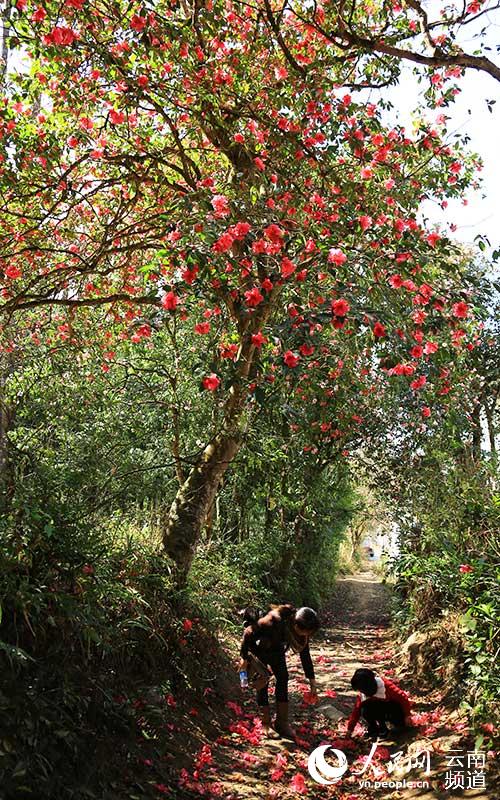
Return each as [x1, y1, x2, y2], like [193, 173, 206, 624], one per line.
[0, 0, 494, 582]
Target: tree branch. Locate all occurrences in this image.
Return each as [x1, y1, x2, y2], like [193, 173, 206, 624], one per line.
[325, 27, 500, 82]
[1, 293, 162, 315]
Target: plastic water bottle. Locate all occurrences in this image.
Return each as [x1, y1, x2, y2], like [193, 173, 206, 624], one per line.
[239, 670, 249, 689]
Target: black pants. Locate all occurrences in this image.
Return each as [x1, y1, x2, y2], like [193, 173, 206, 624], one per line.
[361, 699, 405, 735]
[255, 649, 288, 706]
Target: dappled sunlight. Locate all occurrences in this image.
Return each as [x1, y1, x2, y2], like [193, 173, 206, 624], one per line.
[174, 572, 492, 799]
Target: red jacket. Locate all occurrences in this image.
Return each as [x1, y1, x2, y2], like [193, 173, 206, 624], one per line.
[347, 676, 411, 733]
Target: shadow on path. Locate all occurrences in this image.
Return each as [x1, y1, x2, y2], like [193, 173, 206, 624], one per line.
[174, 571, 493, 800]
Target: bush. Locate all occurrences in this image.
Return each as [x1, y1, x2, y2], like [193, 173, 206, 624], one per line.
[391, 491, 500, 733]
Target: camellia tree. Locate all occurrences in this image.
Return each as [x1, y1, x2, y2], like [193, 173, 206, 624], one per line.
[0, 0, 485, 584]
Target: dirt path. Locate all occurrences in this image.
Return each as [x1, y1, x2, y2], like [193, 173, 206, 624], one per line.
[165, 572, 494, 799]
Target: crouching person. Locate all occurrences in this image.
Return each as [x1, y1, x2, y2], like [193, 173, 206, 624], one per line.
[346, 668, 412, 741]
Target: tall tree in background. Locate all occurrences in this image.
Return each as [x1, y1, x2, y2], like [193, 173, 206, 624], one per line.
[0, 1, 486, 583]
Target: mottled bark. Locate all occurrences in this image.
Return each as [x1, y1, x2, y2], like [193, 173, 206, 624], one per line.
[162, 429, 242, 583]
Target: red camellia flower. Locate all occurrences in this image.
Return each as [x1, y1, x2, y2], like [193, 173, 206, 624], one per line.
[194, 322, 210, 335]
[389, 274, 403, 289]
[281, 257, 296, 278]
[135, 324, 151, 338]
[481, 722, 495, 734]
[332, 298, 350, 317]
[109, 109, 125, 125]
[130, 14, 147, 31]
[459, 564, 473, 573]
[393, 356, 413, 373]
[232, 221, 251, 238]
[50, 26, 79, 46]
[202, 374, 220, 391]
[283, 350, 300, 368]
[424, 341, 439, 354]
[182, 267, 198, 285]
[182, 618, 193, 632]
[452, 301, 469, 318]
[373, 321, 387, 338]
[426, 232, 441, 247]
[328, 248, 347, 265]
[264, 223, 284, 243]
[4, 264, 22, 280]
[32, 6, 46, 22]
[290, 773, 308, 794]
[162, 291, 178, 310]
[212, 231, 234, 252]
[410, 375, 427, 390]
[211, 194, 231, 217]
[422, 406, 431, 418]
[251, 332, 267, 347]
[244, 287, 264, 307]
[220, 343, 238, 359]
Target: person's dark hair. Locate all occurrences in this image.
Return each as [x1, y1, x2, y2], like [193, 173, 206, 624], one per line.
[239, 606, 260, 626]
[271, 603, 295, 620]
[238, 606, 257, 625]
[351, 668, 377, 696]
[294, 606, 320, 633]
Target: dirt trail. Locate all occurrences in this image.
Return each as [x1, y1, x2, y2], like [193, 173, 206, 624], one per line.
[171, 571, 494, 799]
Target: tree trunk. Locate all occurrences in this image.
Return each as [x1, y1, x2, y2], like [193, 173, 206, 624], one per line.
[350, 522, 364, 561]
[485, 403, 497, 455]
[161, 281, 276, 585]
[274, 499, 309, 586]
[162, 428, 242, 584]
[0, 389, 9, 498]
[0, 354, 14, 510]
[1, 2, 11, 81]
[471, 404, 481, 461]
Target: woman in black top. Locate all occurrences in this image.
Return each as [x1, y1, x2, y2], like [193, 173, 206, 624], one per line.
[239, 604, 320, 738]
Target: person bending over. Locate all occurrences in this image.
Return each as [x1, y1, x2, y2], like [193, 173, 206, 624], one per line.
[239, 604, 319, 739]
[346, 667, 412, 741]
